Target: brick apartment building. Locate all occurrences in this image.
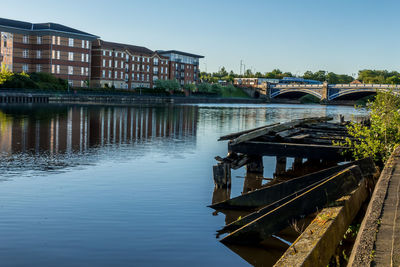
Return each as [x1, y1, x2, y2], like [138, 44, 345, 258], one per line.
[157, 50, 204, 86]
[0, 17, 99, 87]
[0, 17, 204, 90]
[91, 40, 170, 89]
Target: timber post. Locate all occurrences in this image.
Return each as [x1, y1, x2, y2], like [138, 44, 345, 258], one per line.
[274, 156, 287, 177]
[213, 163, 231, 188]
[246, 155, 264, 174]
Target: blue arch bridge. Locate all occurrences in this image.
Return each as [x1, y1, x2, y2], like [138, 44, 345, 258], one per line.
[256, 82, 400, 102]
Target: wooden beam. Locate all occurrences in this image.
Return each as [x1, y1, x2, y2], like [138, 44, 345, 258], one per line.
[229, 141, 347, 160]
[218, 123, 280, 141]
[275, 179, 369, 267]
[220, 165, 365, 245]
[229, 117, 332, 146]
[210, 158, 375, 211]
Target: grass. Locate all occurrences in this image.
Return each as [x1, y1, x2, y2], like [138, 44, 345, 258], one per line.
[220, 87, 251, 98]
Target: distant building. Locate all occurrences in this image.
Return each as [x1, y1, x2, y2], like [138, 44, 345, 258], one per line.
[279, 77, 322, 85]
[0, 17, 205, 90]
[157, 50, 204, 86]
[0, 17, 98, 87]
[90, 40, 170, 89]
[234, 78, 272, 87]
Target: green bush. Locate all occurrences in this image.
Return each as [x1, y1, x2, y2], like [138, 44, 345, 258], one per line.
[337, 91, 400, 165]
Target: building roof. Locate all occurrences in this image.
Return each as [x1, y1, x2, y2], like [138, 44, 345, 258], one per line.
[96, 40, 154, 55]
[0, 17, 99, 39]
[157, 50, 204, 59]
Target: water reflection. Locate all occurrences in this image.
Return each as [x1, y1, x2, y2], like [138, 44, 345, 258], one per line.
[0, 104, 198, 176]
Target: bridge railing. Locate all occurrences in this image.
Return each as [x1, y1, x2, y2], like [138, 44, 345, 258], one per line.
[330, 84, 400, 89]
[274, 84, 322, 89]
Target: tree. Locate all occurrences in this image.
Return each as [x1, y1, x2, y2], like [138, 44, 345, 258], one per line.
[0, 63, 13, 85]
[338, 91, 400, 165]
[197, 83, 212, 93]
[184, 83, 196, 92]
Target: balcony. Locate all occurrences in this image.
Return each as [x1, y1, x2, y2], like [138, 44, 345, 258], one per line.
[154, 71, 159, 75]
[153, 62, 159, 66]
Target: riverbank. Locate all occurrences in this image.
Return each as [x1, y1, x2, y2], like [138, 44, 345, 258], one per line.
[0, 90, 265, 104]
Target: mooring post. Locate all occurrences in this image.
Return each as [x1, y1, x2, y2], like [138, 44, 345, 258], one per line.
[274, 156, 287, 177]
[213, 163, 231, 188]
[246, 155, 264, 174]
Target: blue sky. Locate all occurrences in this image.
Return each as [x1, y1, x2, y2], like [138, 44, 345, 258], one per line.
[3, 0, 399, 75]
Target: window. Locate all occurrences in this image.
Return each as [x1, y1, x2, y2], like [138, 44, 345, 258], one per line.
[121, 53, 124, 58]
[114, 71, 117, 78]
[51, 65, 55, 73]
[86, 54, 89, 63]
[81, 53, 85, 62]
[115, 61, 118, 68]
[161, 67, 164, 74]
[103, 50, 106, 56]
[81, 67, 84, 75]
[22, 64, 28, 72]
[86, 41, 89, 49]
[22, 50, 29, 58]
[68, 52, 74, 61]
[121, 61, 123, 68]
[109, 51, 112, 57]
[52, 36, 56, 45]
[108, 70, 111, 78]
[103, 59, 106, 67]
[120, 72, 123, 79]
[141, 74, 144, 81]
[68, 66, 73, 75]
[36, 50, 41, 59]
[115, 52, 119, 57]
[57, 36, 60, 45]
[165, 68, 168, 74]
[141, 65, 144, 71]
[109, 60, 112, 67]
[147, 74, 149, 81]
[57, 65, 60, 74]
[37, 36, 42, 44]
[68, 38, 74, 47]
[147, 65, 150, 72]
[57, 51, 60, 60]
[153, 58, 159, 65]
[137, 73, 139, 80]
[102, 70, 106, 78]
[85, 68, 89, 76]
[82, 40, 85, 48]
[22, 35, 28, 44]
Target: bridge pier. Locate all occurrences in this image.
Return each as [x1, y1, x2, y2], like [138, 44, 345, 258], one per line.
[321, 81, 328, 102]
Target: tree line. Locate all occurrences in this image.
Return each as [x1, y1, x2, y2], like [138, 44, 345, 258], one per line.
[200, 68, 400, 85]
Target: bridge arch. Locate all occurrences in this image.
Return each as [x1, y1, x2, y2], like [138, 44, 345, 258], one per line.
[271, 88, 323, 100]
[329, 89, 378, 101]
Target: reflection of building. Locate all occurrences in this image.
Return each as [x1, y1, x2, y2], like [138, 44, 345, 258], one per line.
[0, 106, 198, 154]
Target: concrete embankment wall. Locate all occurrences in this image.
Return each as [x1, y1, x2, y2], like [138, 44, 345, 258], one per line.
[0, 91, 266, 104]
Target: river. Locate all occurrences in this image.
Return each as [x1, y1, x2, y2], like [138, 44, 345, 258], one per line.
[0, 103, 366, 266]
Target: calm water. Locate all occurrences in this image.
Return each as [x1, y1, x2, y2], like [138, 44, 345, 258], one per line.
[0, 103, 366, 267]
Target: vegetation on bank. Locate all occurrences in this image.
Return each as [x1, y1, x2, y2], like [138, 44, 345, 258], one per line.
[337, 91, 400, 165]
[200, 67, 400, 85]
[0, 64, 68, 90]
[0, 64, 250, 98]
